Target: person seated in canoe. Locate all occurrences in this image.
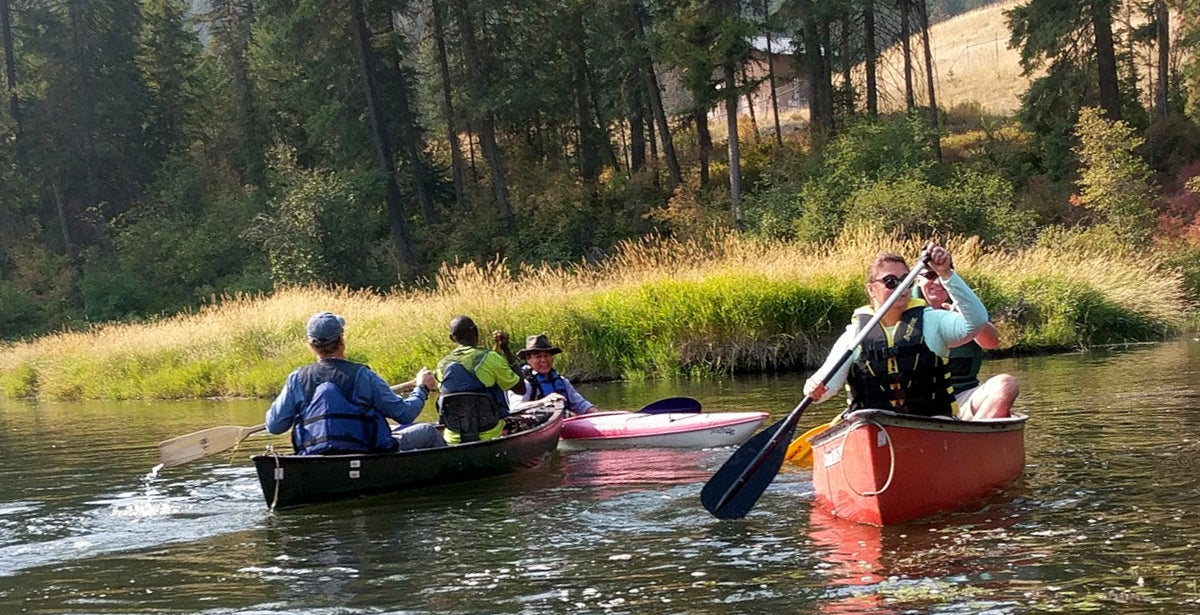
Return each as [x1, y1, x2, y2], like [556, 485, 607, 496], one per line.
[435, 315, 527, 444]
[265, 312, 446, 455]
[803, 244, 989, 419]
[916, 266, 1019, 419]
[507, 334, 595, 417]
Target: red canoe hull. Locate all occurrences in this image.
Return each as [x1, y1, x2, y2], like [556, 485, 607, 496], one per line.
[810, 409, 1027, 526]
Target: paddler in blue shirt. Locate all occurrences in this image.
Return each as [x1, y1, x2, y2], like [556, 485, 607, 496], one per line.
[917, 266, 1019, 419]
[507, 334, 596, 416]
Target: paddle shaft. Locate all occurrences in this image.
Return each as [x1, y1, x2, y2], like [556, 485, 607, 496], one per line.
[158, 378, 421, 468]
[704, 251, 932, 518]
[389, 378, 418, 393]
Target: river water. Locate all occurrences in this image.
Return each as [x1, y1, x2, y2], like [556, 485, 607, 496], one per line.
[1, 340, 1199, 613]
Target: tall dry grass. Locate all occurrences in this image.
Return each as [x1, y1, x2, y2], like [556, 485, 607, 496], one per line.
[0, 230, 1186, 400]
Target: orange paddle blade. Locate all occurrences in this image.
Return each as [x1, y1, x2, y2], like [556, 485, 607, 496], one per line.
[784, 424, 830, 466]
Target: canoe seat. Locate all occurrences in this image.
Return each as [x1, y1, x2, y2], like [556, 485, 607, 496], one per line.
[438, 392, 502, 443]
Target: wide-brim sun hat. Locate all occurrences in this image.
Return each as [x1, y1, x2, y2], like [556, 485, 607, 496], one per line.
[517, 334, 563, 359]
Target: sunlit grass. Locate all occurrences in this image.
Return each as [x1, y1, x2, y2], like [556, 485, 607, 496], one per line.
[0, 230, 1186, 400]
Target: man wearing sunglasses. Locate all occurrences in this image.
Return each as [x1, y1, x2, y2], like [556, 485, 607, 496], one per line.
[803, 244, 990, 419]
[917, 269, 1019, 419]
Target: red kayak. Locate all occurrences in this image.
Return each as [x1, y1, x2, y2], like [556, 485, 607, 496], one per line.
[559, 410, 769, 450]
[809, 409, 1027, 526]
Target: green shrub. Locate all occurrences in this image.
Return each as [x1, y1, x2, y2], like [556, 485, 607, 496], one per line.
[842, 168, 1034, 247]
[1074, 107, 1158, 245]
[77, 266, 150, 323]
[1159, 241, 1200, 302]
[245, 150, 393, 288]
[0, 282, 43, 340]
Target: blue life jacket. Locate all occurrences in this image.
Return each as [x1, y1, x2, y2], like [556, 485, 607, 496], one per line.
[292, 359, 396, 455]
[527, 370, 572, 413]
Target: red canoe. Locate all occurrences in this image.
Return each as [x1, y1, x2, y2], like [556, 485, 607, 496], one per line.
[809, 409, 1027, 526]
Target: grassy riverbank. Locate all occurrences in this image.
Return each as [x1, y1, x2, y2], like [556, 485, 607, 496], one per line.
[0, 232, 1187, 401]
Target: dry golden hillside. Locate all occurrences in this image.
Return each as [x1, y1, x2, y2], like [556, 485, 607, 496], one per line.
[866, 0, 1030, 115]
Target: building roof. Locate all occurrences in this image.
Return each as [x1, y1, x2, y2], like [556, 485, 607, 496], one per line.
[749, 35, 795, 55]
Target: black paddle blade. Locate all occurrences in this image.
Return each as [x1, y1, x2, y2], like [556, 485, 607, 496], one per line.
[700, 415, 798, 519]
[639, 396, 702, 414]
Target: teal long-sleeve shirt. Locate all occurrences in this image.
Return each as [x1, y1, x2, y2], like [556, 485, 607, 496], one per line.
[804, 271, 988, 404]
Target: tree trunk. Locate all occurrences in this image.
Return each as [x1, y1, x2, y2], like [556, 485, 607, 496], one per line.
[625, 76, 647, 171]
[864, 0, 878, 116]
[1090, 0, 1121, 121]
[430, 0, 465, 207]
[630, 0, 681, 189]
[589, 70, 621, 170]
[0, 0, 24, 167]
[820, 17, 834, 129]
[725, 59, 743, 215]
[917, 0, 941, 159]
[450, 0, 514, 225]
[211, 0, 264, 187]
[68, 0, 99, 202]
[722, 0, 743, 211]
[52, 182, 83, 310]
[465, 121, 479, 179]
[900, 0, 914, 111]
[647, 103, 659, 164]
[802, 3, 834, 137]
[387, 21, 436, 223]
[571, 10, 603, 183]
[695, 108, 711, 187]
[349, 0, 415, 269]
[742, 67, 760, 142]
[803, 7, 822, 133]
[1154, 0, 1169, 120]
[763, 0, 783, 147]
[840, 17, 852, 116]
[645, 66, 682, 188]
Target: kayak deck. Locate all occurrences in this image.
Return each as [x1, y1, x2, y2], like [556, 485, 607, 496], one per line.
[559, 410, 769, 450]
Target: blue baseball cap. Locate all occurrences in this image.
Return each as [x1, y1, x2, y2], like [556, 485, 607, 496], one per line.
[307, 312, 345, 344]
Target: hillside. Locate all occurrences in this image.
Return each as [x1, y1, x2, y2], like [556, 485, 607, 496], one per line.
[869, 0, 1029, 115]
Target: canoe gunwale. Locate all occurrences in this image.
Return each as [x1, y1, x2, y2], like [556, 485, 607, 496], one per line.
[810, 409, 1028, 448]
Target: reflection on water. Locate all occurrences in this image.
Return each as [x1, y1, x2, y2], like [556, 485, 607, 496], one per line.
[559, 448, 716, 493]
[0, 340, 1199, 613]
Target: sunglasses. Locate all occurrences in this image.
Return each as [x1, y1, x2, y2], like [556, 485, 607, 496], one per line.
[920, 269, 939, 280]
[872, 274, 904, 290]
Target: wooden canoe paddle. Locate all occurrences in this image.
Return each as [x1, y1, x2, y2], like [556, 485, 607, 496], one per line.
[157, 378, 418, 468]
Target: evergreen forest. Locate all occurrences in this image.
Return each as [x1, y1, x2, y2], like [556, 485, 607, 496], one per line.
[1, 0, 1199, 343]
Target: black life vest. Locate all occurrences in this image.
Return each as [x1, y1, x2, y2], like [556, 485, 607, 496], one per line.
[435, 346, 510, 415]
[947, 340, 983, 394]
[292, 359, 396, 455]
[846, 303, 957, 417]
[436, 347, 509, 441]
